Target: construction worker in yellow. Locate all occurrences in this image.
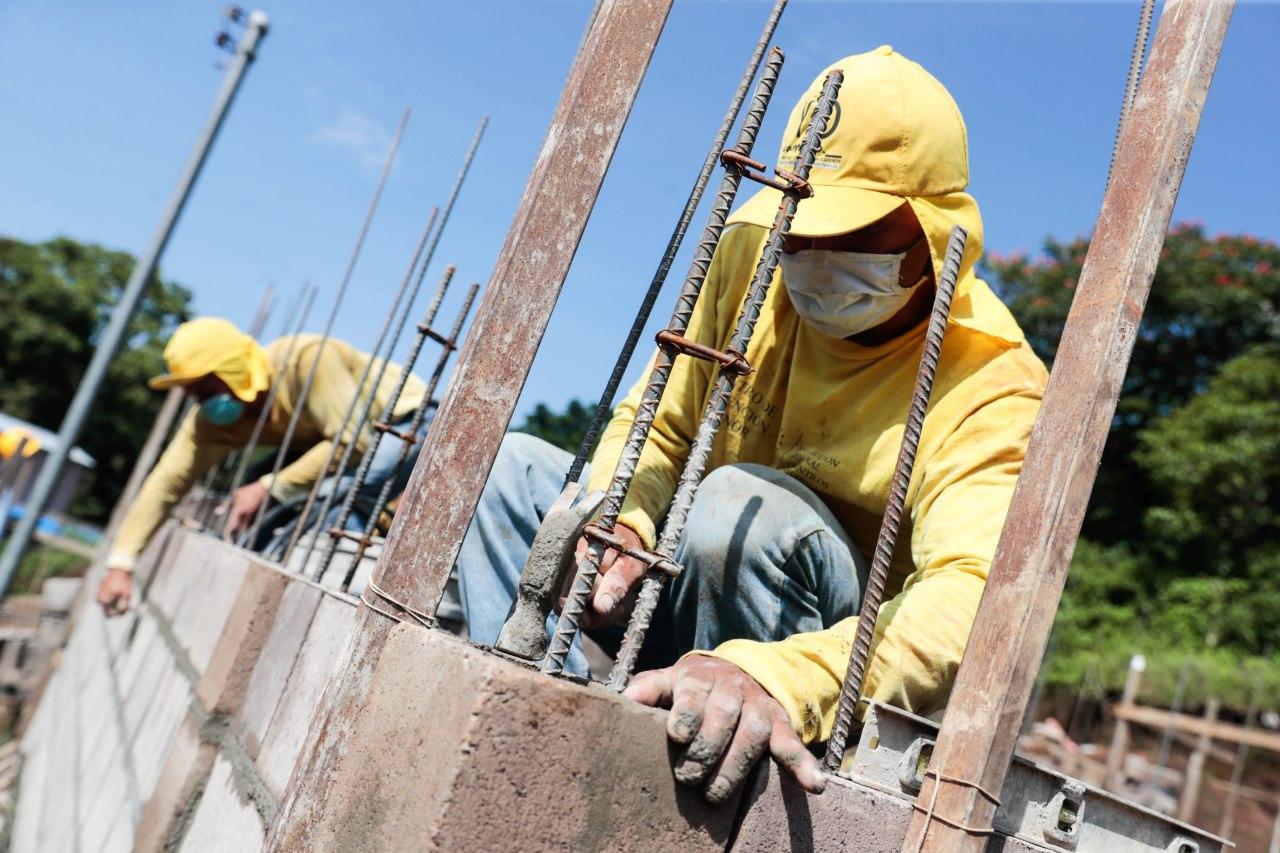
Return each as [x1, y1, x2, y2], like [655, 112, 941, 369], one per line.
[96, 317, 430, 615]
[457, 47, 1047, 801]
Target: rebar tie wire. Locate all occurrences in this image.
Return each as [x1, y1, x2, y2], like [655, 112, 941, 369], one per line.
[332, 281, 482, 590]
[246, 109, 410, 546]
[821, 224, 968, 773]
[285, 116, 488, 564]
[603, 73, 842, 691]
[563, 0, 789, 489]
[309, 263, 457, 581]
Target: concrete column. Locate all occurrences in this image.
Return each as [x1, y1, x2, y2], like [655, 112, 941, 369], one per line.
[1178, 697, 1220, 824]
[1105, 654, 1145, 790]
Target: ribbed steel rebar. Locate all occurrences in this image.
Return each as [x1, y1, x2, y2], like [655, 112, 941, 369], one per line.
[308, 264, 457, 581]
[246, 109, 409, 545]
[606, 71, 845, 691]
[821, 225, 968, 773]
[226, 283, 317, 505]
[285, 116, 487, 564]
[339, 281, 481, 590]
[279, 207, 439, 562]
[540, 50, 787, 677]
[1108, 0, 1155, 182]
[563, 0, 789, 488]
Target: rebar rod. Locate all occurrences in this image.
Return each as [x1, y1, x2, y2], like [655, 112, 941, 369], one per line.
[225, 284, 317, 503]
[245, 108, 409, 545]
[308, 264, 458, 580]
[606, 73, 846, 691]
[820, 225, 966, 770]
[285, 116, 487, 563]
[246, 281, 276, 337]
[278, 207, 439, 561]
[1109, 0, 1156, 183]
[563, 0, 788, 488]
[541, 49, 789, 677]
[337, 281, 482, 590]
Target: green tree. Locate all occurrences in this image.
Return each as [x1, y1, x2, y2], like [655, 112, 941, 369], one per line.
[0, 235, 193, 520]
[513, 399, 596, 455]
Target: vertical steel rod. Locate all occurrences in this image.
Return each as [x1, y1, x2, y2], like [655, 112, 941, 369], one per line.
[245, 109, 410, 545]
[563, 0, 788, 487]
[1108, 0, 1156, 183]
[541, 49, 787, 677]
[266, 4, 673, 844]
[0, 11, 270, 595]
[903, 4, 1233, 847]
[821, 225, 967, 769]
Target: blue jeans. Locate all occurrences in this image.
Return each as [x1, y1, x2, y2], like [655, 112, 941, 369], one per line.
[320, 415, 429, 534]
[456, 433, 867, 678]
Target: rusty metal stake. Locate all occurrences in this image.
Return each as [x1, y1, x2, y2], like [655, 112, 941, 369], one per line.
[563, 0, 789, 488]
[902, 4, 1233, 848]
[247, 108, 409, 545]
[539, 48, 790, 676]
[821, 225, 967, 770]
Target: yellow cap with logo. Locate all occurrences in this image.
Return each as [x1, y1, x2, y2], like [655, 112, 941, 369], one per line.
[148, 317, 270, 403]
[729, 45, 970, 238]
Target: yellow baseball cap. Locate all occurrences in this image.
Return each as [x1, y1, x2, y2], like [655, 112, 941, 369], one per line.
[728, 45, 969, 238]
[148, 317, 270, 402]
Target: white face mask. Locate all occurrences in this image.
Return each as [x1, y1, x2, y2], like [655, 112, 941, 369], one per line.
[779, 240, 927, 339]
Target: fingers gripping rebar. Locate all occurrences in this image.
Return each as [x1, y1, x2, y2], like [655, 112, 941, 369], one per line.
[820, 225, 968, 773]
[605, 71, 844, 692]
[563, 0, 789, 488]
[539, 50, 789, 677]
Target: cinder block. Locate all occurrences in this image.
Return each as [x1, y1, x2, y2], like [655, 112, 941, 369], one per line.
[180, 755, 267, 853]
[134, 714, 217, 853]
[271, 623, 739, 852]
[236, 578, 324, 758]
[255, 595, 356, 799]
[196, 559, 290, 715]
[731, 762, 912, 852]
[170, 538, 250, 673]
[132, 669, 193, 802]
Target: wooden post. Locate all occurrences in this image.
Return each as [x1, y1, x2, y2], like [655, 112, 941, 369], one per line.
[1105, 654, 1145, 790]
[1179, 697, 1220, 823]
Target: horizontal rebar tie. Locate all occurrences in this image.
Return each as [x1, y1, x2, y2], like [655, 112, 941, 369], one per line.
[416, 323, 456, 349]
[719, 149, 813, 198]
[326, 527, 373, 547]
[655, 330, 751, 376]
[581, 524, 682, 578]
[373, 421, 418, 445]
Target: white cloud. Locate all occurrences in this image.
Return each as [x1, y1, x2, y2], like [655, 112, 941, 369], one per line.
[310, 109, 393, 172]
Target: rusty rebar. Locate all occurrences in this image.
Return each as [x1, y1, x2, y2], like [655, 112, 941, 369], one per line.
[305, 264, 458, 581]
[246, 108, 409, 545]
[604, 70, 844, 690]
[540, 48, 789, 677]
[563, 0, 789, 488]
[1108, 0, 1156, 184]
[337, 282, 482, 590]
[821, 225, 967, 772]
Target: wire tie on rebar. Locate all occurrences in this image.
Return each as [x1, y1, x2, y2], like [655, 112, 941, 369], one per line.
[909, 769, 1002, 848]
[326, 527, 374, 547]
[372, 421, 418, 446]
[719, 150, 814, 198]
[360, 578, 435, 628]
[654, 330, 751, 376]
[581, 524, 682, 578]
[416, 323, 456, 349]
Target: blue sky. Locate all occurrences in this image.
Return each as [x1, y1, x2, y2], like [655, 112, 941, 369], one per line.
[2, 1, 1277, 422]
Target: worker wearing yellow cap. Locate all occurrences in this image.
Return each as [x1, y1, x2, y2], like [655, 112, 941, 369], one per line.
[96, 317, 430, 615]
[456, 47, 1047, 800]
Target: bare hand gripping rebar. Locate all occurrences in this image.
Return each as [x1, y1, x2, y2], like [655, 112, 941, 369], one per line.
[537, 50, 797, 677]
[820, 224, 968, 774]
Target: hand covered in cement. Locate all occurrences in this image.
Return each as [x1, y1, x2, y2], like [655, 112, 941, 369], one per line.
[624, 653, 827, 803]
[223, 481, 269, 543]
[96, 568, 133, 617]
[571, 522, 647, 628]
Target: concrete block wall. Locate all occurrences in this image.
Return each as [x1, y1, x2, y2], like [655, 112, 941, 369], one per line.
[9, 523, 358, 852]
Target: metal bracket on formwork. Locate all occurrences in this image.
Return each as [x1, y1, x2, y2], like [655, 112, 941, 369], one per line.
[842, 702, 1228, 853]
[494, 483, 604, 662]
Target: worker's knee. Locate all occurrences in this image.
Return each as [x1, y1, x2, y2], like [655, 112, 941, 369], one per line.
[681, 464, 803, 566]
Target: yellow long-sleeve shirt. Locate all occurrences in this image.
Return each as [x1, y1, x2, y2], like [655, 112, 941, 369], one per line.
[109, 335, 427, 571]
[587, 221, 1047, 743]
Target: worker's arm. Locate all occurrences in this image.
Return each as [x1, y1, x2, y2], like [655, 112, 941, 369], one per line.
[108, 409, 231, 571]
[257, 342, 365, 503]
[706, 389, 1042, 742]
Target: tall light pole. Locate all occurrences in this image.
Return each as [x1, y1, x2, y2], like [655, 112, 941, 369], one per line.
[0, 8, 270, 596]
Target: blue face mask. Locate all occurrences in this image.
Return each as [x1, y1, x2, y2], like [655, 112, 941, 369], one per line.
[200, 393, 245, 426]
